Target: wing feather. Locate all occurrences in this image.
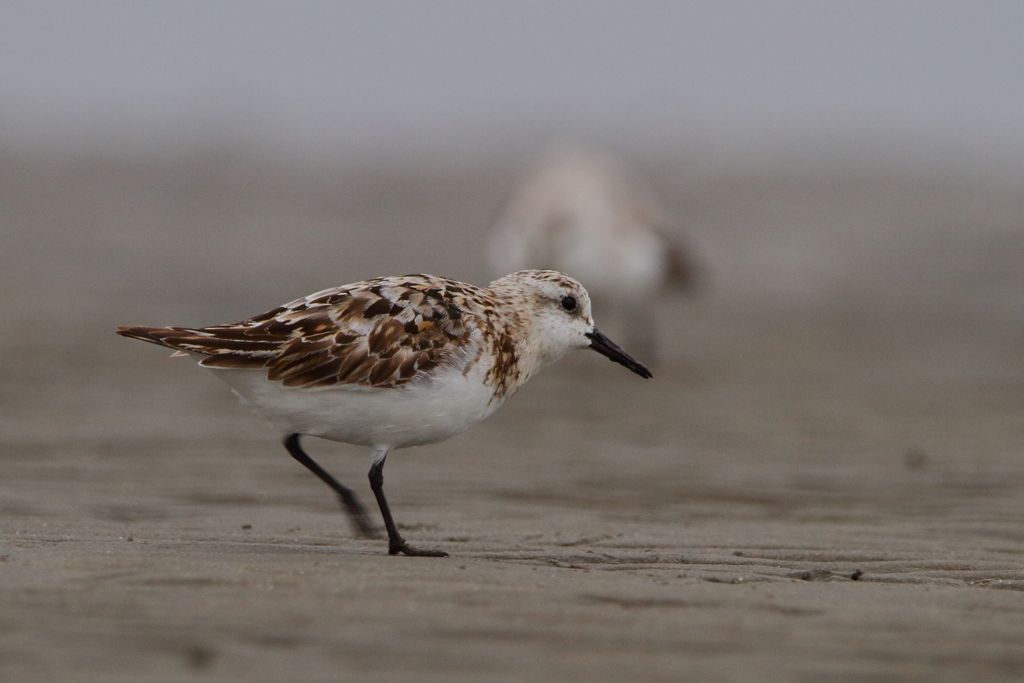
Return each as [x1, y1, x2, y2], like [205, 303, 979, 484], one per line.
[117, 276, 486, 389]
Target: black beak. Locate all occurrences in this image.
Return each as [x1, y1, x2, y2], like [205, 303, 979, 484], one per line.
[585, 329, 653, 379]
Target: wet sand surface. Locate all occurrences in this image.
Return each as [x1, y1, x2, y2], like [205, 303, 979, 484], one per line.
[2, 149, 1024, 681]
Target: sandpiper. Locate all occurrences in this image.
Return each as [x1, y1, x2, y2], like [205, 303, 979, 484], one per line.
[118, 270, 651, 556]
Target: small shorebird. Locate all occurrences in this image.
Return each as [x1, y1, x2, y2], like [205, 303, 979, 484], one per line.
[118, 270, 651, 556]
[488, 146, 697, 362]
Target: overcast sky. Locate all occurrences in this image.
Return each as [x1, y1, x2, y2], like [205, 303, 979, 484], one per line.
[2, 1, 1023, 165]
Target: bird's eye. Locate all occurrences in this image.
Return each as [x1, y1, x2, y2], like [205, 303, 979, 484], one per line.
[561, 296, 577, 312]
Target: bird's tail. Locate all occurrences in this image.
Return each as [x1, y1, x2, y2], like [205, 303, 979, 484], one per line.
[116, 325, 190, 349]
[116, 326, 216, 358]
[117, 325, 281, 368]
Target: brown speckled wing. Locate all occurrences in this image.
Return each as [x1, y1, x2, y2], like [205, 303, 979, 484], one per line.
[116, 275, 484, 389]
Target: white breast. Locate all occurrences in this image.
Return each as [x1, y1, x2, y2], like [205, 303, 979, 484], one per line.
[206, 360, 506, 450]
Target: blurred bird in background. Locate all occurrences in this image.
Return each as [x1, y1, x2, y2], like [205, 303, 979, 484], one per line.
[488, 145, 699, 364]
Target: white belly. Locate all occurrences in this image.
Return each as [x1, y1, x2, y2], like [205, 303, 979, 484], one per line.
[206, 363, 506, 450]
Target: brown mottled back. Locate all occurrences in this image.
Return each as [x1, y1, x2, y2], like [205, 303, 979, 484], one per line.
[117, 275, 495, 390]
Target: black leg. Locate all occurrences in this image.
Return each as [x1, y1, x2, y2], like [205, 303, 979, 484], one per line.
[283, 433, 378, 539]
[368, 454, 447, 557]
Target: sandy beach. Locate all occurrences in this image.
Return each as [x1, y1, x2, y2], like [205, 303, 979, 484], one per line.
[2, 148, 1024, 682]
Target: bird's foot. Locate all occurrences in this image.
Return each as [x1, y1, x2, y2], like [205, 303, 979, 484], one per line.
[351, 514, 382, 540]
[354, 520, 382, 540]
[388, 536, 448, 557]
[337, 494, 382, 539]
